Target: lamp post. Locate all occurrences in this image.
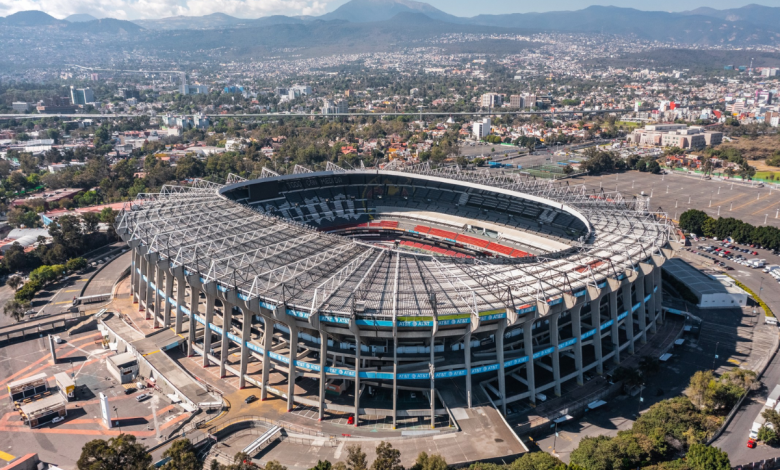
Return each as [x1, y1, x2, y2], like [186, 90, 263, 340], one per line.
[637, 383, 644, 418]
[113, 406, 121, 432]
[712, 342, 719, 371]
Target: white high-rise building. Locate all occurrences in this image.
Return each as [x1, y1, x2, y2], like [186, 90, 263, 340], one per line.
[473, 118, 491, 139]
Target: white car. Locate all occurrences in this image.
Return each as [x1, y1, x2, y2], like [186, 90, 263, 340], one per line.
[51, 416, 64, 424]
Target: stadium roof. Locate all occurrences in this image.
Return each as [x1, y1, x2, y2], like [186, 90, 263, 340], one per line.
[116, 164, 674, 319]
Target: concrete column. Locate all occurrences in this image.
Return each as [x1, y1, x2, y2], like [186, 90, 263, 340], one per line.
[287, 323, 298, 412]
[187, 284, 199, 357]
[622, 286, 635, 355]
[130, 248, 138, 302]
[260, 318, 272, 401]
[138, 254, 147, 311]
[203, 292, 215, 368]
[220, 303, 233, 378]
[496, 320, 507, 415]
[319, 330, 328, 421]
[163, 269, 174, 328]
[550, 314, 561, 397]
[145, 255, 155, 318]
[523, 317, 536, 404]
[464, 330, 472, 409]
[239, 309, 251, 389]
[392, 336, 398, 428]
[175, 273, 185, 335]
[153, 263, 163, 328]
[353, 332, 360, 426]
[646, 273, 658, 333]
[591, 296, 604, 374]
[636, 279, 647, 345]
[572, 304, 584, 385]
[430, 338, 436, 429]
[654, 266, 664, 325]
[609, 290, 620, 365]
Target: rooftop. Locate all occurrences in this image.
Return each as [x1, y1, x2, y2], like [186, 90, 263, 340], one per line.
[663, 258, 745, 298]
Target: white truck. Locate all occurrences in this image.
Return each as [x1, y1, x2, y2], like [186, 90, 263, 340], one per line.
[749, 259, 766, 268]
[750, 411, 768, 439]
[763, 265, 779, 274]
[767, 385, 780, 408]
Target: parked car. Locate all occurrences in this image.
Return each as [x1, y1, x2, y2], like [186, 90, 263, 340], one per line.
[136, 393, 150, 402]
[51, 416, 64, 424]
[747, 438, 757, 449]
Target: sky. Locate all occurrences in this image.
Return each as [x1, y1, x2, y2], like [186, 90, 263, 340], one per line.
[0, 0, 777, 21]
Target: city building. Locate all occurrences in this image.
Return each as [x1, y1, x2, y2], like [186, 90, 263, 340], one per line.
[224, 85, 244, 94]
[107, 352, 138, 384]
[288, 85, 312, 100]
[473, 118, 491, 139]
[626, 124, 722, 149]
[12, 102, 30, 113]
[117, 88, 140, 99]
[663, 259, 748, 309]
[193, 113, 210, 130]
[69, 87, 94, 106]
[480, 93, 503, 108]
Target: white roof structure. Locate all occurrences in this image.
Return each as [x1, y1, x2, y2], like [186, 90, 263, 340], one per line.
[116, 165, 673, 320]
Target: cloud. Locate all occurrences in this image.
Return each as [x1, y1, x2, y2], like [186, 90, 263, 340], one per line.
[3, 0, 331, 20]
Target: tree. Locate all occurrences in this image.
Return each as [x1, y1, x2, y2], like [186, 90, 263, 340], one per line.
[678, 210, 711, 236]
[508, 452, 563, 470]
[684, 370, 714, 409]
[563, 165, 574, 175]
[264, 461, 287, 470]
[311, 461, 333, 470]
[685, 443, 729, 470]
[757, 425, 778, 445]
[30, 265, 57, 284]
[6, 275, 22, 291]
[412, 452, 448, 470]
[83, 212, 101, 233]
[161, 438, 200, 470]
[3, 299, 30, 322]
[762, 408, 780, 430]
[346, 445, 368, 470]
[66, 257, 88, 272]
[371, 442, 402, 470]
[15, 280, 41, 303]
[3, 243, 28, 272]
[77, 434, 151, 470]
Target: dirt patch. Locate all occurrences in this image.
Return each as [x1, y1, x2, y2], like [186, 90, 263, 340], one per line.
[716, 135, 780, 160]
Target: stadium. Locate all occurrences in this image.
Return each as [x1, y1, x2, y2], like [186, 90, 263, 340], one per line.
[116, 163, 675, 428]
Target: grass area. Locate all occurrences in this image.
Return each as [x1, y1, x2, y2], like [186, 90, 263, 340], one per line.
[754, 170, 780, 181]
[616, 121, 644, 130]
[727, 275, 775, 318]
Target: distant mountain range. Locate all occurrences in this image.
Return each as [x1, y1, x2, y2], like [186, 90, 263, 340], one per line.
[1, 0, 780, 45]
[0, 10, 142, 34]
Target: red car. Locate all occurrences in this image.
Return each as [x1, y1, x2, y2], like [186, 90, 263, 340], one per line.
[747, 438, 756, 449]
[752, 251, 759, 255]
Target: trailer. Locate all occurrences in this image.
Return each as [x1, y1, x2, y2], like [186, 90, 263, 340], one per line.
[72, 293, 111, 306]
[767, 385, 780, 408]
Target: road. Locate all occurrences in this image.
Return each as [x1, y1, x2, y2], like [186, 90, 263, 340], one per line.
[684, 240, 780, 464]
[0, 109, 645, 121]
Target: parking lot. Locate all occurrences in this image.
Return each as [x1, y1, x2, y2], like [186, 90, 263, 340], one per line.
[572, 171, 780, 228]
